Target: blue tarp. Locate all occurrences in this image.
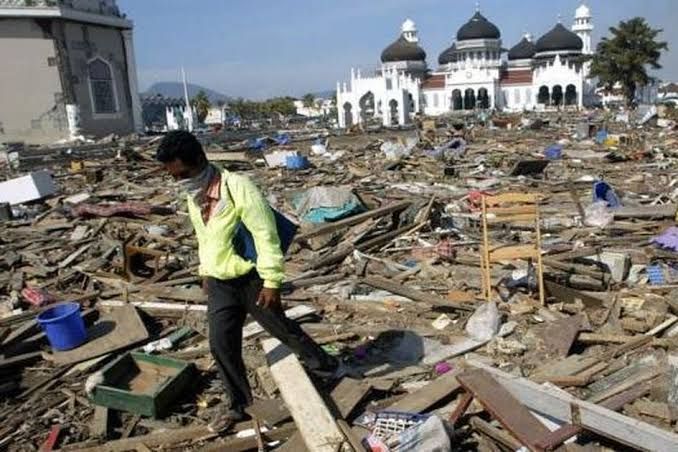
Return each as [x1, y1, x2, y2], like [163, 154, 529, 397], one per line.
[248, 137, 267, 150]
[274, 133, 291, 145]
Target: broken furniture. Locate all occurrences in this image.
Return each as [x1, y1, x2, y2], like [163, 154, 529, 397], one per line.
[123, 244, 168, 281]
[480, 192, 545, 304]
[91, 352, 194, 418]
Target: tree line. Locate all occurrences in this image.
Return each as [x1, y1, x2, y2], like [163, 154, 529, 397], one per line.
[189, 91, 299, 122]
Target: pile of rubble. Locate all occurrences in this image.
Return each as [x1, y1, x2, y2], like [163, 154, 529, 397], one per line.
[1, 110, 678, 451]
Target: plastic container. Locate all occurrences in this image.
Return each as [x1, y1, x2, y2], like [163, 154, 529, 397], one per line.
[36, 302, 87, 351]
[285, 155, 309, 170]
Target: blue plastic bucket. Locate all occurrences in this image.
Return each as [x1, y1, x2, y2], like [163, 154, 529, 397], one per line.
[36, 302, 87, 351]
[285, 155, 309, 170]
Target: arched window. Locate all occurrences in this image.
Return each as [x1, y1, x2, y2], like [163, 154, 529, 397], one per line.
[88, 58, 117, 114]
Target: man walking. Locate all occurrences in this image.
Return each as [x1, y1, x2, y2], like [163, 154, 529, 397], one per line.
[156, 131, 342, 430]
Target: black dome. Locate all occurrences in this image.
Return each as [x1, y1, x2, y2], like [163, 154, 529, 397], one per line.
[457, 12, 500, 40]
[438, 43, 457, 65]
[508, 37, 536, 60]
[536, 23, 583, 53]
[381, 36, 427, 63]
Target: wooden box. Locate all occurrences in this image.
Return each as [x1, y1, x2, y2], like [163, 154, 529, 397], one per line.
[91, 352, 194, 418]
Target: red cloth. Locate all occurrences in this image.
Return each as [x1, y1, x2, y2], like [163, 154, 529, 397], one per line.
[467, 190, 492, 210]
[21, 287, 57, 307]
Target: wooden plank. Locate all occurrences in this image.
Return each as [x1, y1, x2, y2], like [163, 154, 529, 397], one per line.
[467, 359, 678, 451]
[262, 338, 344, 452]
[388, 366, 462, 413]
[544, 281, 607, 308]
[470, 416, 523, 451]
[487, 213, 539, 224]
[336, 418, 364, 452]
[577, 333, 674, 348]
[330, 378, 372, 419]
[0, 351, 42, 369]
[540, 315, 583, 357]
[613, 204, 676, 219]
[64, 425, 215, 452]
[90, 406, 111, 439]
[535, 382, 652, 450]
[487, 205, 537, 215]
[484, 193, 539, 206]
[45, 305, 149, 365]
[296, 202, 411, 240]
[1, 318, 39, 347]
[361, 276, 474, 311]
[457, 369, 551, 451]
[448, 391, 474, 426]
[587, 366, 660, 404]
[489, 244, 538, 261]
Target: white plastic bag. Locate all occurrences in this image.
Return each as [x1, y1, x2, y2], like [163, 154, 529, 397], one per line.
[396, 416, 451, 452]
[584, 201, 614, 228]
[465, 301, 501, 342]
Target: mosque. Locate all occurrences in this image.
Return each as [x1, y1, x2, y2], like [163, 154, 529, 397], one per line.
[336, 3, 595, 127]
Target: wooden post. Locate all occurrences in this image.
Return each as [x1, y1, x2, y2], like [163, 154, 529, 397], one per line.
[535, 200, 545, 306]
[481, 196, 492, 301]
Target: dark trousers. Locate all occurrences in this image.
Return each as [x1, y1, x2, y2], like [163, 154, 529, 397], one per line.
[206, 272, 337, 411]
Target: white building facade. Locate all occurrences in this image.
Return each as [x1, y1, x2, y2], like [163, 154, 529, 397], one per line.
[337, 3, 596, 127]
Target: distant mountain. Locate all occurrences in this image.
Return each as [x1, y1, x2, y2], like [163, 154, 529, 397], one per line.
[311, 90, 335, 99]
[144, 82, 231, 103]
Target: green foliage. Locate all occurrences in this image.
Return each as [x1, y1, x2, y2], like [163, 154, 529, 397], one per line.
[191, 90, 211, 123]
[228, 96, 296, 119]
[302, 93, 316, 108]
[590, 17, 668, 105]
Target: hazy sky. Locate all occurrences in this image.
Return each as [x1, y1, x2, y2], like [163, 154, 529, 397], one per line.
[118, 0, 678, 100]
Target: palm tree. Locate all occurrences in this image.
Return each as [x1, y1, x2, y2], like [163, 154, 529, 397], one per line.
[191, 90, 211, 123]
[302, 93, 315, 108]
[590, 17, 668, 106]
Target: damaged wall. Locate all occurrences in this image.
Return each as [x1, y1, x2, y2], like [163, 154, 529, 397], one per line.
[0, 18, 68, 144]
[0, 17, 135, 145]
[61, 21, 135, 138]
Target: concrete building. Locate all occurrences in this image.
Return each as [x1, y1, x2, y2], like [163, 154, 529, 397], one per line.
[204, 104, 230, 126]
[293, 98, 334, 117]
[337, 3, 596, 127]
[141, 95, 193, 133]
[0, 0, 142, 144]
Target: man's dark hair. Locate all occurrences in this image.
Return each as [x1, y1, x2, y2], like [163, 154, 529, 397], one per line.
[156, 130, 206, 167]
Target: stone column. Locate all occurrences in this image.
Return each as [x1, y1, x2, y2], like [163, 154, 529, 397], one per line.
[121, 29, 143, 133]
[66, 104, 81, 140]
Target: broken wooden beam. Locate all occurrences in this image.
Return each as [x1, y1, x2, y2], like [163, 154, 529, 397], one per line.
[577, 332, 676, 348]
[534, 381, 652, 450]
[362, 276, 474, 311]
[388, 366, 462, 413]
[469, 416, 523, 451]
[262, 338, 345, 452]
[466, 359, 678, 451]
[457, 369, 551, 451]
[61, 425, 215, 452]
